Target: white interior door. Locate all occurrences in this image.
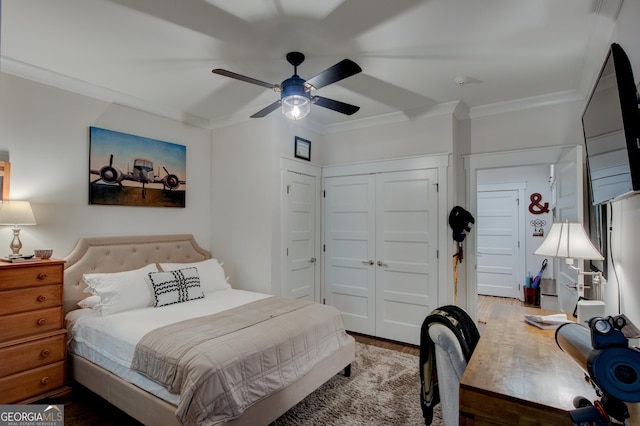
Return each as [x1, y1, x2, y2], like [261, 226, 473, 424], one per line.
[324, 175, 376, 335]
[476, 188, 522, 298]
[374, 169, 438, 345]
[283, 170, 317, 301]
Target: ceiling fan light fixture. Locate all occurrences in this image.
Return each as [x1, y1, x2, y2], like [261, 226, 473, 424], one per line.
[282, 94, 310, 120]
[281, 75, 310, 120]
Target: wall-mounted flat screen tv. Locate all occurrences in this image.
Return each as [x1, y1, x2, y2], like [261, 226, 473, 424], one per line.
[583, 43, 640, 205]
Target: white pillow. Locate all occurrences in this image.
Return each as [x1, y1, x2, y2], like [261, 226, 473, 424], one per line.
[83, 263, 159, 316]
[159, 258, 230, 293]
[148, 267, 204, 307]
[77, 295, 101, 310]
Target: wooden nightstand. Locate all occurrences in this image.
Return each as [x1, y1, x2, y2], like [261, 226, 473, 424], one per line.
[0, 259, 72, 403]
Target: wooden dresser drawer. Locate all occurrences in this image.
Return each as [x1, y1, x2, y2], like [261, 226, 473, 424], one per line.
[0, 361, 65, 404]
[0, 333, 66, 377]
[0, 263, 63, 290]
[0, 285, 62, 316]
[0, 307, 63, 342]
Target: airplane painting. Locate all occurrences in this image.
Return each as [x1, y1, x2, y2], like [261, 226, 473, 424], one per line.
[90, 154, 186, 198]
[89, 127, 186, 207]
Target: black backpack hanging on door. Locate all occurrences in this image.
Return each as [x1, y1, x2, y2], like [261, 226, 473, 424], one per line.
[449, 206, 474, 243]
[449, 206, 474, 262]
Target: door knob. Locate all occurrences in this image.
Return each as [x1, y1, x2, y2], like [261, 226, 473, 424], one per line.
[377, 260, 388, 267]
[361, 260, 374, 265]
[309, 257, 317, 263]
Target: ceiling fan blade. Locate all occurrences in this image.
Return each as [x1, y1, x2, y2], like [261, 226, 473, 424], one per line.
[250, 100, 282, 118]
[312, 96, 360, 115]
[212, 69, 279, 90]
[305, 59, 362, 90]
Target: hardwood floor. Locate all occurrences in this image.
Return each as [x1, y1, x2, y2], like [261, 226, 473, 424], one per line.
[350, 332, 419, 356]
[60, 386, 143, 426]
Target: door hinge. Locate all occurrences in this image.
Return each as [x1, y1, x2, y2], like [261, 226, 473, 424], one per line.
[437, 249, 439, 259]
[286, 248, 288, 256]
[435, 183, 439, 192]
[323, 244, 326, 252]
[323, 190, 326, 198]
[323, 298, 326, 305]
[287, 184, 291, 194]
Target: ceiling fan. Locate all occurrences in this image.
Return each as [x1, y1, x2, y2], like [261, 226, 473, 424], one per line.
[212, 52, 362, 120]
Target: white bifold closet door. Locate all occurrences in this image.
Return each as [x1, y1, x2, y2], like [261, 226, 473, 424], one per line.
[324, 169, 439, 345]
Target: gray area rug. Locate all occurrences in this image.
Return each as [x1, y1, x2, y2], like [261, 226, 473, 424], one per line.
[271, 342, 443, 425]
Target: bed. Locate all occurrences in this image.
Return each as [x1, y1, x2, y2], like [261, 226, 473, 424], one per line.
[63, 234, 355, 426]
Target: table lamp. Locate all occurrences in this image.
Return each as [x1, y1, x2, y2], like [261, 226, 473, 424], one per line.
[0, 200, 37, 257]
[534, 221, 604, 296]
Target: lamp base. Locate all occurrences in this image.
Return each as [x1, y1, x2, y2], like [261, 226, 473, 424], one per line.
[9, 226, 23, 256]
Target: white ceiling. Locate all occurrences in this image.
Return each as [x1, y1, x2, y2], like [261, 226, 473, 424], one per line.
[0, 0, 621, 130]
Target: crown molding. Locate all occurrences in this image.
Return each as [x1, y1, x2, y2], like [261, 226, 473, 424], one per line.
[320, 101, 464, 134]
[468, 90, 584, 119]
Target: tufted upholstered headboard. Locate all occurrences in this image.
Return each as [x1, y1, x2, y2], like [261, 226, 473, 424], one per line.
[63, 234, 211, 314]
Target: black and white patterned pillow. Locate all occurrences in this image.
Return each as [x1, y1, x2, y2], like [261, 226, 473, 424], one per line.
[148, 267, 204, 307]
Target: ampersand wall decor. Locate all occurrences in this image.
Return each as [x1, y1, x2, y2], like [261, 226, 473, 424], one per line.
[528, 193, 549, 214]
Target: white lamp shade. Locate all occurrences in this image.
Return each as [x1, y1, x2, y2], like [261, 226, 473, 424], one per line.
[534, 222, 603, 260]
[0, 201, 37, 226]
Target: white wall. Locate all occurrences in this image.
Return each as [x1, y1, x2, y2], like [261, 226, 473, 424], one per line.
[321, 111, 455, 165]
[607, 197, 640, 326]
[470, 101, 584, 154]
[0, 73, 213, 257]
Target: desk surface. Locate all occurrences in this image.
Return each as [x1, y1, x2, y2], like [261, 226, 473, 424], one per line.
[459, 304, 638, 425]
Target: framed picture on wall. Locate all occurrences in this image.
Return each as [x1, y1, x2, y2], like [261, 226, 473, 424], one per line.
[0, 161, 10, 201]
[89, 127, 186, 207]
[294, 136, 311, 161]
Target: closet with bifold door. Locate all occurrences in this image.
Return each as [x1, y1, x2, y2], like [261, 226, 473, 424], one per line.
[322, 155, 448, 345]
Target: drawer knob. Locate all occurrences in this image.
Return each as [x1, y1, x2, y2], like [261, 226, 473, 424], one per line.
[37, 295, 46, 302]
[37, 273, 47, 280]
[41, 349, 51, 358]
[37, 318, 47, 326]
[41, 376, 50, 385]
